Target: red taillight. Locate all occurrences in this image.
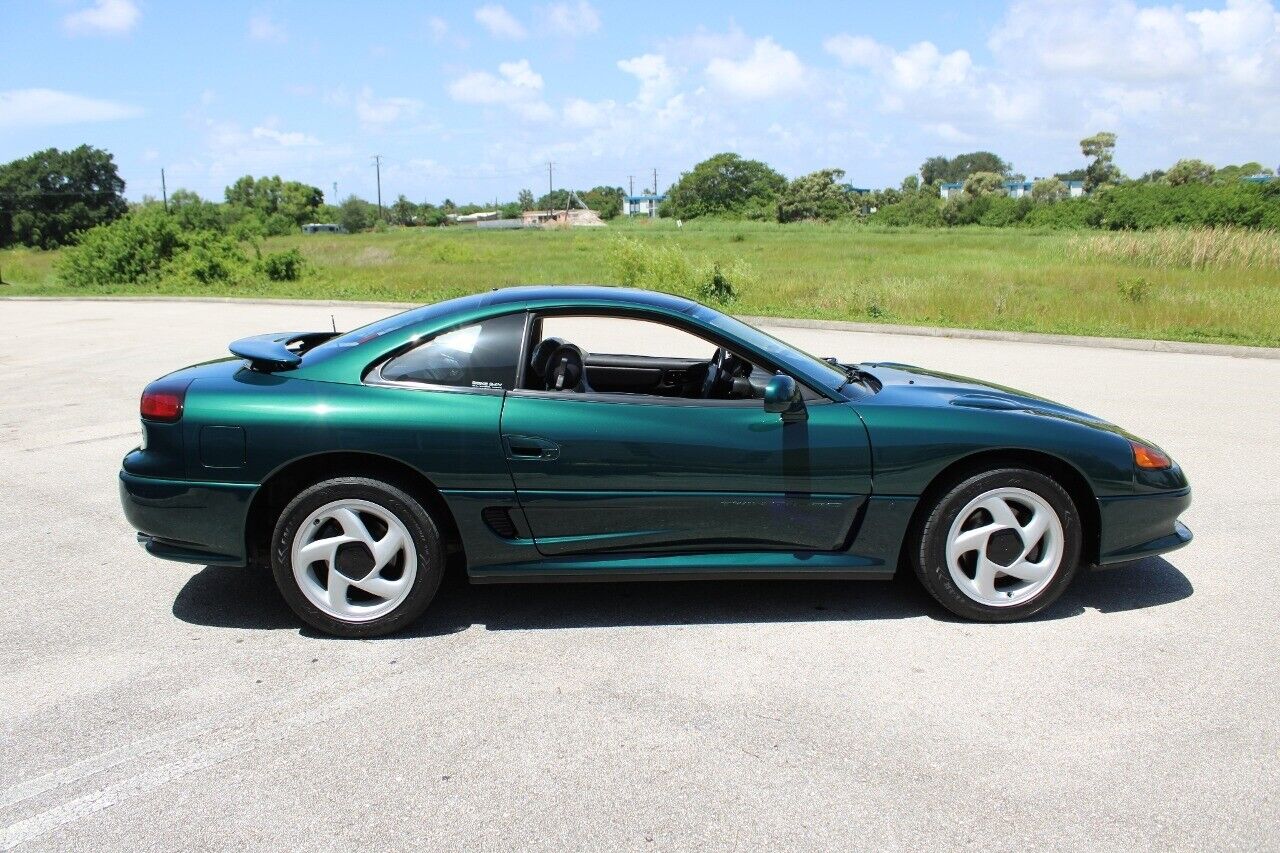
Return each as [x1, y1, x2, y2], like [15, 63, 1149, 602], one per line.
[1129, 439, 1172, 470]
[140, 378, 190, 423]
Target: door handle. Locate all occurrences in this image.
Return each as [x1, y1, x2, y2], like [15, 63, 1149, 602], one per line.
[503, 434, 560, 461]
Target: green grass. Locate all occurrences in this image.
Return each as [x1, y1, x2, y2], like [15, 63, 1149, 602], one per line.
[3, 218, 1278, 347]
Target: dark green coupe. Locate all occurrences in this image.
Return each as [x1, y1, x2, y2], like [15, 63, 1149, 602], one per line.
[120, 286, 1192, 636]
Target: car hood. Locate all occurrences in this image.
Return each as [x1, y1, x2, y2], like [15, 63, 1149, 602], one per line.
[858, 361, 1121, 431]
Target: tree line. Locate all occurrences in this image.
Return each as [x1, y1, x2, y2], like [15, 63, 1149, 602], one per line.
[660, 135, 1279, 230]
[2, 137, 1277, 268]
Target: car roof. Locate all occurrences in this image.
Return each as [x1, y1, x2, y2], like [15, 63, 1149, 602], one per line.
[482, 284, 700, 313]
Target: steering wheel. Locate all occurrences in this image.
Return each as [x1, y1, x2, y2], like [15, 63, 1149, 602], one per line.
[699, 347, 734, 399]
[544, 343, 589, 392]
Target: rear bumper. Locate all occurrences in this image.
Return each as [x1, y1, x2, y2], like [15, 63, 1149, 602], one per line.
[119, 470, 256, 567]
[1096, 488, 1193, 565]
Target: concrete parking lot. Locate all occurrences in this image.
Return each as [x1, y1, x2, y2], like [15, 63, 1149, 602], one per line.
[1, 298, 1276, 851]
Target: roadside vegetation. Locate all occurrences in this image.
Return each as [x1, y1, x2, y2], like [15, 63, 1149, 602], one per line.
[1, 139, 1278, 347]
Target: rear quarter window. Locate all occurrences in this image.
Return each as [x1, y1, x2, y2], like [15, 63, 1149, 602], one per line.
[379, 312, 525, 390]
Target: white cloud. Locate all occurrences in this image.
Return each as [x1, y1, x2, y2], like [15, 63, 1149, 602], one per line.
[924, 122, 975, 143]
[617, 53, 677, 106]
[826, 35, 972, 93]
[248, 13, 287, 43]
[563, 97, 614, 127]
[542, 1, 601, 37]
[475, 5, 526, 40]
[356, 88, 423, 125]
[705, 37, 806, 99]
[0, 88, 142, 127]
[990, 0, 1280, 83]
[62, 0, 139, 36]
[448, 59, 552, 120]
[251, 126, 320, 147]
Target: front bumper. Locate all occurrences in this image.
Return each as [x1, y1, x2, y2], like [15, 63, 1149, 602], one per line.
[119, 470, 256, 566]
[1096, 487, 1193, 565]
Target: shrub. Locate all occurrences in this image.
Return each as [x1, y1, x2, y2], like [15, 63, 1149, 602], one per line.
[259, 248, 306, 281]
[158, 230, 252, 286]
[606, 236, 755, 303]
[1022, 198, 1100, 229]
[57, 205, 185, 287]
[871, 194, 943, 227]
[1117, 277, 1151, 303]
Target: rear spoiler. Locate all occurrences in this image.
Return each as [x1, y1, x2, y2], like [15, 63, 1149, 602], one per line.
[229, 331, 339, 372]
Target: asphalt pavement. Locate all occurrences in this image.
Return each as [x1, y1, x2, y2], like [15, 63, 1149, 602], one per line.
[1, 298, 1276, 851]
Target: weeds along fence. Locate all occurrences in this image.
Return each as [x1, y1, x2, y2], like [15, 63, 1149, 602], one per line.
[1067, 227, 1280, 270]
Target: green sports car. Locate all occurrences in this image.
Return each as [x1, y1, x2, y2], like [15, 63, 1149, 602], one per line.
[119, 286, 1192, 636]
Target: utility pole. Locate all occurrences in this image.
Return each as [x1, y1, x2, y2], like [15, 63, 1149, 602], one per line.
[628, 175, 634, 197]
[652, 167, 658, 195]
[371, 155, 384, 220]
[160, 168, 168, 212]
[547, 162, 554, 199]
[332, 181, 338, 204]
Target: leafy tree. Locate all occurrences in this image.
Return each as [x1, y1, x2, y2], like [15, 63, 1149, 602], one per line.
[167, 189, 224, 232]
[0, 145, 127, 248]
[900, 175, 920, 192]
[963, 171, 1006, 197]
[919, 151, 1011, 185]
[1031, 178, 1069, 202]
[517, 189, 535, 210]
[390, 194, 418, 226]
[337, 195, 378, 233]
[1055, 168, 1088, 183]
[582, 186, 624, 219]
[664, 153, 787, 219]
[1164, 159, 1216, 186]
[536, 189, 572, 210]
[224, 175, 323, 226]
[1213, 162, 1274, 185]
[779, 169, 855, 222]
[1080, 132, 1121, 192]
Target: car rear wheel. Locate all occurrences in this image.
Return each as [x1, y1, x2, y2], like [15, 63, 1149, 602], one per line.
[910, 467, 1082, 622]
[271, 477, 444, 637]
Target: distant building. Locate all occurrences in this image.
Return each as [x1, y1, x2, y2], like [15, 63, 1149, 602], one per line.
[1241, 174, 1277, 184]
[521, 210, 556, 226]
[939, 179, 1085, 200]
[451, 210, 501, 223]
[624, 194, 666, 218]
[302, 223, 345, 234]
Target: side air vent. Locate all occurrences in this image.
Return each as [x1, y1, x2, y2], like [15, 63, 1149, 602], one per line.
[482, 506, 519, 539]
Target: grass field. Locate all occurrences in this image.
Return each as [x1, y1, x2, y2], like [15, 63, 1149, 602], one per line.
[3, 219, 1278, 347]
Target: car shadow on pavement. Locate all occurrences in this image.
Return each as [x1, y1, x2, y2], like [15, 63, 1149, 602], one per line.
[172, 555, 1191, 637]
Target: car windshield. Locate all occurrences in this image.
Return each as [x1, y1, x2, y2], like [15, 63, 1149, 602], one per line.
[692, 306, 848, 387]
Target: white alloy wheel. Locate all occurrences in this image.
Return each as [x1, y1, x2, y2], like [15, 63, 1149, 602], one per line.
[291, 498, 418, 622]
[944, 486, 1065, 607]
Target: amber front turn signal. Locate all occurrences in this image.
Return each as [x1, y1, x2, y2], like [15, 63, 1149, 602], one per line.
[1130, 440, 1172, 470]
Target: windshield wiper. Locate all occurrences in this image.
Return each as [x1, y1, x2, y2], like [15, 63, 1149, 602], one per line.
[825, 357, 866, 391]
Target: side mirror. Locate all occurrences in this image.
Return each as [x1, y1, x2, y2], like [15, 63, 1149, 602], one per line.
[764, 373, 807, 422]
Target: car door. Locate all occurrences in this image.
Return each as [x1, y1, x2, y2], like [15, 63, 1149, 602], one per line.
[499, 314, 872, 556]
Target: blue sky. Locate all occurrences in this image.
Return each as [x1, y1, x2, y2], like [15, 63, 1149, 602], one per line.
[3, 0, 1278, 204]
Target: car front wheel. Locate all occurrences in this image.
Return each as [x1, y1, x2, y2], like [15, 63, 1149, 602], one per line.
[271, 477, 444, 637]
[911, 467, 1082, 622]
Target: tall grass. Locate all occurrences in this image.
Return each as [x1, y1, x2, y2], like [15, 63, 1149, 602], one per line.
[1067, 227, 1280, 270]
[3, 220, 1278, 346]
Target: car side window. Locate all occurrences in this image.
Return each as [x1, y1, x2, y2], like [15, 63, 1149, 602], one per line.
[381, 312, 525, 390]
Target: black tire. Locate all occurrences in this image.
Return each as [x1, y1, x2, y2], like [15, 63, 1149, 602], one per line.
[910, 467, 1082, 622]
[270, 477, 444, 637]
